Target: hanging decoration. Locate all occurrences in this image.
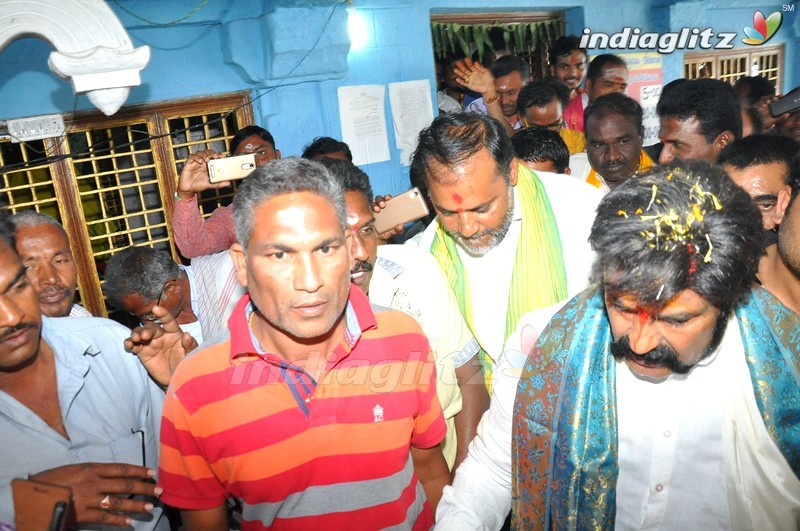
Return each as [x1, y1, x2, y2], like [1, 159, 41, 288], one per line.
[430, 19, 563, 63]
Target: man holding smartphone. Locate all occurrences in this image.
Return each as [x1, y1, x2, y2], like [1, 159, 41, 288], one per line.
[173, 125, 280, 258]
[0, 210, 167, 529]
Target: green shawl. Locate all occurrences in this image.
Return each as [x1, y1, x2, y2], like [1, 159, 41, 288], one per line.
[430, 164, 567, 391]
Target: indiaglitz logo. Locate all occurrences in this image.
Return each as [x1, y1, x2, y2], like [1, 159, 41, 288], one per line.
[742, 10, 783, 45]
[580, 28, 736, 54]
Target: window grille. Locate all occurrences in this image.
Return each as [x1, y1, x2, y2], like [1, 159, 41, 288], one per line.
[683, 44, 783, 89]
[1, 91, 254, 320]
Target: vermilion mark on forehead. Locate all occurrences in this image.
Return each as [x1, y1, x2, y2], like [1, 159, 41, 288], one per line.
[452, 193, 463, 204]
[638, 310, 649, 328]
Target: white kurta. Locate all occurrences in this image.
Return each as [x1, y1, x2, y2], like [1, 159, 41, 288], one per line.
[436, 311, 800, 530]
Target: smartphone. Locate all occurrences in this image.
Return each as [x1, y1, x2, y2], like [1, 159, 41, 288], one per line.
[769, 87, 800, 117]
[12, 478, 73, 531]
[207, 153, 256, 183]
[373, 187, 430, 234]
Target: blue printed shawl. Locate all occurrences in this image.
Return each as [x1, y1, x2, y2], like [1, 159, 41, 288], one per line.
[511, 285, 800, 530]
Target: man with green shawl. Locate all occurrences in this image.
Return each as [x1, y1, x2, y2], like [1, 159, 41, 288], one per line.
[437, 161, 800, 529]
[410, 112, 602, 392]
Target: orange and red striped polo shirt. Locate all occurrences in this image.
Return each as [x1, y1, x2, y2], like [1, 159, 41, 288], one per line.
[158, 288, 446, 530]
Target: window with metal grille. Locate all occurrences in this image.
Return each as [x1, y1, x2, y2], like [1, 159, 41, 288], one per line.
[683, 44, 783, 88]
[0, 91, 254, 321]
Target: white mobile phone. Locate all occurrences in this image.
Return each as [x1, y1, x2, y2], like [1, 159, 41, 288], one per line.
[207, 154, 256, 183]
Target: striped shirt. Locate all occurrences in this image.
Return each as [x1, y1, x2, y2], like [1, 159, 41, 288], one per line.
[158, 288, 446, 530]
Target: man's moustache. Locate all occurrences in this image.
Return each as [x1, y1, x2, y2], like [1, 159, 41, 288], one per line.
[0, 322, 37, 343]
[351, 261, 373, 274]
[610, 335, 680, 368]
[40, 286, 67, 296]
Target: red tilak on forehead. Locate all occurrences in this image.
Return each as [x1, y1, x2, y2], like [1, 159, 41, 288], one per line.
[638, 310, 650, 328]
[452, 193, 463, 204]
[686, 242, 698, 275]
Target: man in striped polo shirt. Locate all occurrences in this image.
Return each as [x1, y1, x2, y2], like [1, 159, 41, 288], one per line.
[158, 158, 450, 530]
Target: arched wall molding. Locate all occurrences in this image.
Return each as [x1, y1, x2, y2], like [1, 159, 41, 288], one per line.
[0, 0, 149, 115]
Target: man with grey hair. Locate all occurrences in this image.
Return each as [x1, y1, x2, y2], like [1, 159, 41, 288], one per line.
[11, 211, 91, 317]
[158, 158, 451, 529]
[104, 246, 243, 345]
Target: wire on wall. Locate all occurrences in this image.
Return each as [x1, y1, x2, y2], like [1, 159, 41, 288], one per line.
[109, 0, 210, 27]
[0, 3, 343, 174]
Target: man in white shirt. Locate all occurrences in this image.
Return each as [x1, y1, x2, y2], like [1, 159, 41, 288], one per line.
[437, 161, 800, 529]
[0, 209, 166, 529]
[410, 112, 601, 390]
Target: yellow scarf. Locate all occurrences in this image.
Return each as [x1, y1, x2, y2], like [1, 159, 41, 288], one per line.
[586, 149, 654, 189]
[430, 164, 567, 392]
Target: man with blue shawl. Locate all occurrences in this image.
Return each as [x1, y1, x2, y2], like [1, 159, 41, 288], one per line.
[513, 161, 800, 529]
[435, 161, 799, 529]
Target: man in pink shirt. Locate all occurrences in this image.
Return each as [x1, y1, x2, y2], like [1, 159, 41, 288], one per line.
[173, 126, 280, 258]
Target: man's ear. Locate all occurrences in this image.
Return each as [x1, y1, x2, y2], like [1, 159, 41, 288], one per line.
[584, 78, 593, 96]
[230, 243, 249, 288]
[712, 131, 735, 159]
[164, 277, 180, 294]
[275, 149, 282, 160]
[564, 166, 572, 175]
[772, 185, 793, 225]
[509, 158, 520, 186]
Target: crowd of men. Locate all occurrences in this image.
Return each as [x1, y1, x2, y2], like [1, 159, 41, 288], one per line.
[2, 33, 799, 530]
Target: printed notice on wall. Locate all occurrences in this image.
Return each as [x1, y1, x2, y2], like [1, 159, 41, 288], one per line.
[617, 52, 663, 146]
[338, 85, 390, 165]
[388, 80, 435, 165]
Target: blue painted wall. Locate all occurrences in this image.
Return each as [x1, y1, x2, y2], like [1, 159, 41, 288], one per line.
[0, 0, 797, 196]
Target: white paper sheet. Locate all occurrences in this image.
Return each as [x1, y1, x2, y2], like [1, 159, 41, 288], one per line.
[388, 79, 435, 165]
[337, 85, 390, 165]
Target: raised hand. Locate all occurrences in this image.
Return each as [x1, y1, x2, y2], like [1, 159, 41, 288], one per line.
[452, 58, 495, 96]
[176, 149, 230, 200]
[124, 304, 197, 387]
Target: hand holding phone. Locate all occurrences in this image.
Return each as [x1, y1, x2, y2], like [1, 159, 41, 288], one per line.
[28, 462, 159, 528]
[177, 149, 227, 199]
[769, 87, 800, 117]
[12, 479, 73, 531]
[207, 153, 256, 183]
[373, 187, 430, 235]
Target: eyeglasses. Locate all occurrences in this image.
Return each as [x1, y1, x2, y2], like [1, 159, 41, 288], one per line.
[139, 280, 168, 323]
